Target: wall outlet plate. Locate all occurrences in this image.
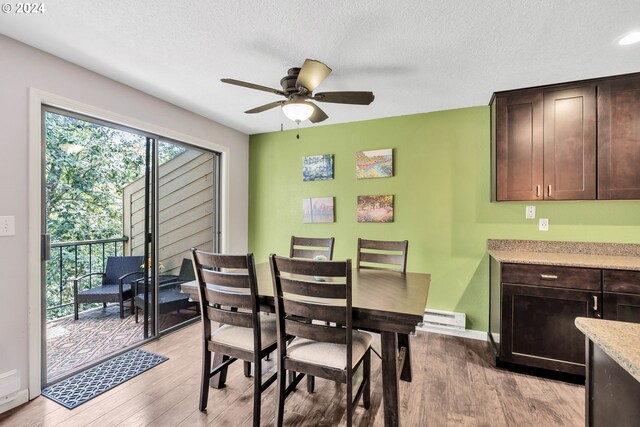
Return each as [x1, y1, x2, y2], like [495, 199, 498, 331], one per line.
[526, 206, 536, 219]
[0, 216, 15, 236]
[539, 218, 549, 231]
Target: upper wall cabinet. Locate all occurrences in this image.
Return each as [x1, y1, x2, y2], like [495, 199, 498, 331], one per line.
[598, 76, 640, 199]
[491, 72, 640, 201]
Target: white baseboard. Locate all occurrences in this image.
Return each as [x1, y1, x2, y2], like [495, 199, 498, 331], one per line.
[0, 389, 29, 415]
[417, 324, 488, 341]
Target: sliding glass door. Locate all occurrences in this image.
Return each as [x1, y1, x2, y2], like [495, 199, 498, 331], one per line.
[42, 107, 219, 385]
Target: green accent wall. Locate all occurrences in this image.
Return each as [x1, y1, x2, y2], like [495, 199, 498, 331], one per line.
[249, 106, 640, 331]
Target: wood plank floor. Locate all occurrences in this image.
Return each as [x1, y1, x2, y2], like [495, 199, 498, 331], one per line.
[0, 324, 584, 426]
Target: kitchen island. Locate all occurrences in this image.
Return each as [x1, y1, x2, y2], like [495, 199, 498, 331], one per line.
[575, 318, 640, 427]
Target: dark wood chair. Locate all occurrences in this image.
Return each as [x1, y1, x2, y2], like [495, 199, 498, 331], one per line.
[191, 249, 277, 427]
[134, 258, 197, 323]
[73, 255, 145, 320]
[270, 255, 372, 427]
[357, 238, 408, 273]
[356, 238, 411, 364]
[290, 236, 335, 260]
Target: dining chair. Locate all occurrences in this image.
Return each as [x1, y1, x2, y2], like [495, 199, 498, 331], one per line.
[356, 238, 410, 364]
[356, 238, 408, 273]
[290, 236, 335, 260]
[191, 249, 278, 427]
[270, 255, 372, 427]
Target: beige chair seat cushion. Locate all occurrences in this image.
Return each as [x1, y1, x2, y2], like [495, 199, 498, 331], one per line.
[210, 314, 277, 352]
[286, 330, 372, 369]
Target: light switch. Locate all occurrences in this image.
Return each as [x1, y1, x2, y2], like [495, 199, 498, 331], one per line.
[0, 216, 15, 236]
[526, 206, 536, 219]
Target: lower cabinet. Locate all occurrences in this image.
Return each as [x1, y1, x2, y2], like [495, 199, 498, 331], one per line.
[501, 283, 599, 375]
[489, 261, 640, 377]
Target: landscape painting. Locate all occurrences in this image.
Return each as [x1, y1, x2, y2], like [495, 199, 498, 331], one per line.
[303, 154, 334, 181]
[303, 197, 335, 223]
[356, 149, 393, 179]
[357, 195, 394, 223]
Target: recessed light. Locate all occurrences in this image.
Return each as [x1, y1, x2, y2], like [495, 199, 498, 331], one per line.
[618, 31, 640, 46]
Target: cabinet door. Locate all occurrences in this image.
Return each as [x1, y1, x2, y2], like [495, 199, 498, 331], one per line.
[543, 86, 597, 200]
[603, 292, 640, 323]
[501, 283, 599, 375]
[495, 91, 544, 201]
[598, 76, 640, 199]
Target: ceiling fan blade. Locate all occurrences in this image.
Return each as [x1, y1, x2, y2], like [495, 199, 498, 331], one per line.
[309, 103, 329, 123]
[221, 78, 285, 96]
[314, 91, 375, 105]
[296, 59, 332, 92]
[245, 101, 283, 114]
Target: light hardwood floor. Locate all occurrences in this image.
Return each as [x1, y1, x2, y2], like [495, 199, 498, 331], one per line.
[0, 324, 584, 426]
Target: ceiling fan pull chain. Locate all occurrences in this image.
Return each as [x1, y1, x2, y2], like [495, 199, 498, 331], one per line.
[296, 122, 300, 139]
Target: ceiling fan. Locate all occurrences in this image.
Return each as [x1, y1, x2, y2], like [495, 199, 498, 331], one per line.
[221, 59, 375, 124]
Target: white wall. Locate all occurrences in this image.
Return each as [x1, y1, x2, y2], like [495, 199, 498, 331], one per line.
[0, 34, 249, 399]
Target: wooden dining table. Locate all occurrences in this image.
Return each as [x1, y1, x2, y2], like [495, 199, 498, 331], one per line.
[181, 262, 430, 427]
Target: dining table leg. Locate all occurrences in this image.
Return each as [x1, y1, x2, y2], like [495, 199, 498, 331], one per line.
[209, 352, 229, 388]
[381, 331, 400, 427]
[398, 333, 412, 382]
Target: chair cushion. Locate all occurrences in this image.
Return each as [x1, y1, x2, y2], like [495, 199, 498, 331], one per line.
[286, 330, 372, 370]
[210, 314, 277, 353]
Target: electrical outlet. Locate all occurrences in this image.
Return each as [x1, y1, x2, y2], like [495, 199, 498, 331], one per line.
[526, 206, 536, 219]
[539, 218, 549, 232]
[0, 216, 15, 236]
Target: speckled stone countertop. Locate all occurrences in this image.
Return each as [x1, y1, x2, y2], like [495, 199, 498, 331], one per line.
[488, 239, 640, 271]
[575, 318, 640, 383]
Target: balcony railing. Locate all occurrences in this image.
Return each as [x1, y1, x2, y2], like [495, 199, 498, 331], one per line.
[46, 237, 128, 320]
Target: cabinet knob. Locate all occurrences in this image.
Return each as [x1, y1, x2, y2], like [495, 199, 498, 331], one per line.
[548, 185, 553, 198]
[540, 274, 558, 280]
[593, 295, 598, 311]
[536, 185, 541, 198]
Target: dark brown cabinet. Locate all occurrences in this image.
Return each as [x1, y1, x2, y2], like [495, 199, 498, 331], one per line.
[493, 85, 596, 201]
[495, 91, 543, 201]
[489, 261, 640, 377]
[492, 72, 640, 201]
[603, 269, 640, 322]
[598, 76, 640, 199]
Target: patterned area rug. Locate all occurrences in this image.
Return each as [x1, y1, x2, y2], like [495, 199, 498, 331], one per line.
[47, 304, 196, 381]
[42, 349, 168, 409]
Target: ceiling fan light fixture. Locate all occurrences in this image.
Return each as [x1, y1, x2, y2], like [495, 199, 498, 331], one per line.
[282, 100, 314, 122]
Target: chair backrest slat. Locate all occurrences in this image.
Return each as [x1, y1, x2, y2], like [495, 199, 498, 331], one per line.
[356, 238, 408, 273]
[205, 287, 253, 309]
[284, 319, 346, 344]
[194, 251, 249, 270]
[201, 269, 251, 288]
[280, 277, 347, 299]
[282, 299, 346, 324]
[274, 256, 346, 277]
[207, 305, 254, 328]
[290, 236, 335, 260]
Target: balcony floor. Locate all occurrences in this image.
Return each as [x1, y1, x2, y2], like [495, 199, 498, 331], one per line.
[46, 304, 196, 382]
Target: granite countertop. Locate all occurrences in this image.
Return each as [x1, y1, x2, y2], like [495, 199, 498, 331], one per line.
[575, 317, 640, 383]
[488, 239, 640, 271]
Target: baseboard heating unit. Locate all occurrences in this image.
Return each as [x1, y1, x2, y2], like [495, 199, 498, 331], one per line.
[420, 309, 465, 331]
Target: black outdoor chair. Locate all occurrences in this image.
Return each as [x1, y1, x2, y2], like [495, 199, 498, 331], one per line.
[134, 258, 197, 323]
[73, 255, 145, 320]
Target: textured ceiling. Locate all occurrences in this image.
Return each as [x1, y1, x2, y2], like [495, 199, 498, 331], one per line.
[1, 1, 639, 135]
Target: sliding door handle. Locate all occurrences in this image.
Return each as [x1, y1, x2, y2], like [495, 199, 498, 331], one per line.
[42, 234, 51, 261]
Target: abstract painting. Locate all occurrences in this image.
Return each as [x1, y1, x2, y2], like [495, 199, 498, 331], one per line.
[303, 154, 334, 181]
[356, 149, 393, 179]
[303, 197, 335, 223]
[357, 195, 394, 223]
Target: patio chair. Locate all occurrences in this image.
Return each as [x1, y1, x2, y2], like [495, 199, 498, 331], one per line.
[134, 258, 197, 323]
[73, 255, 145, 320]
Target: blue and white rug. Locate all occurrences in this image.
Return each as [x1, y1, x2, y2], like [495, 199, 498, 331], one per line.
[42, 348, 168, 409]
